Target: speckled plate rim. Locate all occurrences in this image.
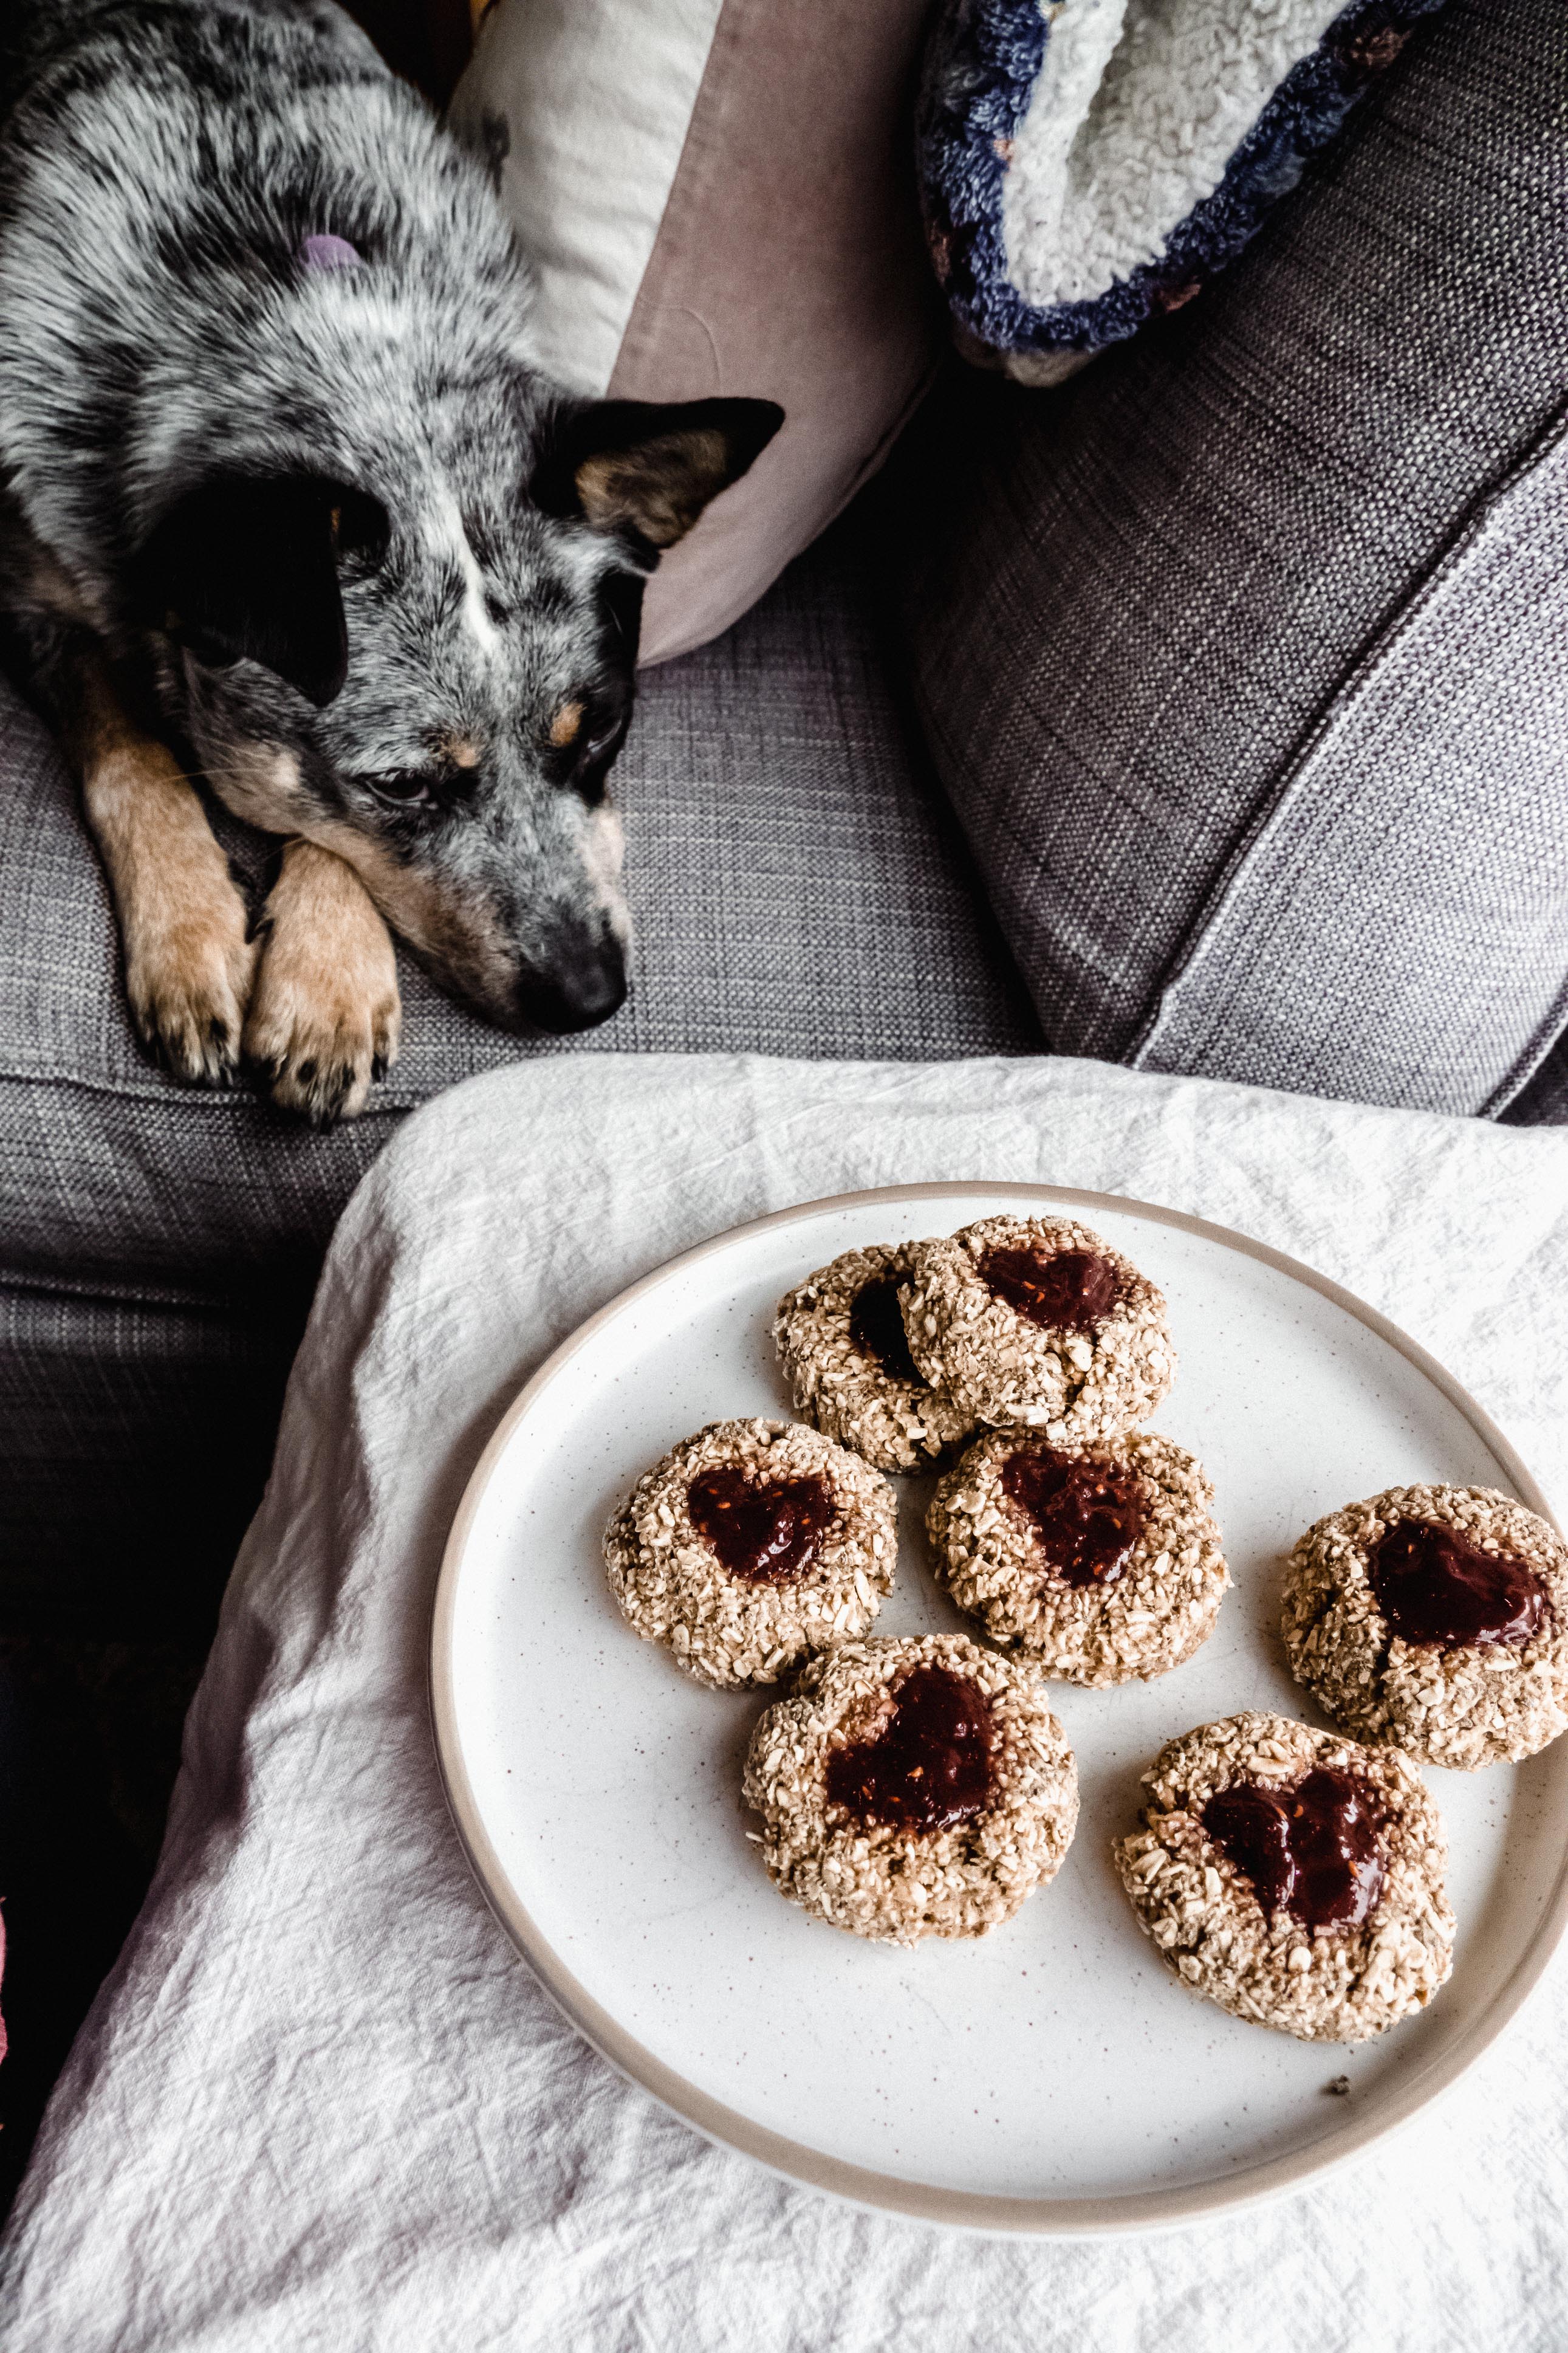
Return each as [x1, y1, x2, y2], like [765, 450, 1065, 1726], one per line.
[429, 1180, 1568, 2238]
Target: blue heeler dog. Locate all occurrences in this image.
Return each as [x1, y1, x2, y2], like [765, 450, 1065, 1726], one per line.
[0, 0, 781, 1122]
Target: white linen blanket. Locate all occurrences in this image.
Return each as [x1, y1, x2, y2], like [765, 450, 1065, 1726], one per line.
[4, 1054, 1567, 2352]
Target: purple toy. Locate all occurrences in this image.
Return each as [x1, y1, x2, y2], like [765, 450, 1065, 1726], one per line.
[299, 233, 361, 273]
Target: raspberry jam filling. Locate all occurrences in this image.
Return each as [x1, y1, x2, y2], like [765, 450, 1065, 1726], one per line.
[1369, 1517, 1546, 1649]
[847, 1276, 922, 1386]
[1001, 1445, 1146, 1587]
[1202, 1768, 1387, 1930]
[825, 1663, 997, 1832]
[686, 1465, 836, 1584]
[977, 1245, 1121, 1335]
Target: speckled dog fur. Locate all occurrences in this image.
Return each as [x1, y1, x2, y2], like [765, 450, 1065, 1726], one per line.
[0, 1, 777, 1120]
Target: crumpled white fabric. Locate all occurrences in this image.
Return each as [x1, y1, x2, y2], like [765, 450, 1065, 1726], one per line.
[3, 1053, 1566, 2353]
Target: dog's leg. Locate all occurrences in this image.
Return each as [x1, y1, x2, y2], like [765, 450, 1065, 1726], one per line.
[245, 840, 402, 1127]
[61, 646, 256, 1085]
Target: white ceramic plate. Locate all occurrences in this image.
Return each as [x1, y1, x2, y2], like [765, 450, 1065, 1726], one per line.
[431, 1184, 1568, 2234]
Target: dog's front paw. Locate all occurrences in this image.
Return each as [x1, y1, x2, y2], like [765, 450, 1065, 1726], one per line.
[125, 899, 257, 1088]
[244, 842, 401, 1126]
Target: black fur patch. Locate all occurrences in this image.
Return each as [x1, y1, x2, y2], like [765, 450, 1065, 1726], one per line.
[130, 474, 388, 708]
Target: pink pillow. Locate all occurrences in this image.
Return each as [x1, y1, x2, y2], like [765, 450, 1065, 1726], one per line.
[451, 0, 939, 663]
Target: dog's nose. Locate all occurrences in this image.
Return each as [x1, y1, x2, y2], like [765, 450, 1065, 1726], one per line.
[518, 936, 628, 1034]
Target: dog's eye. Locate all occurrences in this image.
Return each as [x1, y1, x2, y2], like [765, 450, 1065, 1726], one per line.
[566, 718, 627, 808]
[362, 771, 434, 808]
[329, 490, 391, 575]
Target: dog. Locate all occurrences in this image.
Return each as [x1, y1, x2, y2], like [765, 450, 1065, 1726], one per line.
[0, 0, 781, 1123]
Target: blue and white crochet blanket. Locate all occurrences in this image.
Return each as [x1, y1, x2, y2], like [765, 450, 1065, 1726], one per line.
[919, 0, 1448, 383]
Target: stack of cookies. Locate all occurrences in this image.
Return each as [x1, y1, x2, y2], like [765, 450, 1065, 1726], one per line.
[774, 1216, 1228, 1689]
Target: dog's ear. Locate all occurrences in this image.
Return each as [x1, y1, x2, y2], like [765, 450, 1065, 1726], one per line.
[130, 473, 386, 707]
[541, 397, 784, 552]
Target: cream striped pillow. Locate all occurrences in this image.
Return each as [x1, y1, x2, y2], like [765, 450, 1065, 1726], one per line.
[451, 0, 939, 663]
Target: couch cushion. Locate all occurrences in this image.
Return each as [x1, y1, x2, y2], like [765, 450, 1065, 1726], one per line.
[0, 505, 1039, 1619]
[450, 0, 940, 662]
[898, 0, 1568, 1118]
[0, 1279, 298, 1634]
[0, 506, 1038, 1303]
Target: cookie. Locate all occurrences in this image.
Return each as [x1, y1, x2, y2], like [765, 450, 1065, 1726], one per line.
[1114, 1712, 1454, 2042]
[1282, 1483, 1568, 1769]
[773, 1242, 976, 1472]
[604, 1418, 896, 1688]
[926, 1427, 1228, 1683]
[742, 1632, 1078, 1944]
[898, 1214, 1174, 1440]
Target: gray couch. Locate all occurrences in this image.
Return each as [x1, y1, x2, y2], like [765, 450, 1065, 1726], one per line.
[1, 0, 1563, 1638]
[0, 510, 1041, 1632]
[903, 0, 1568, 1121]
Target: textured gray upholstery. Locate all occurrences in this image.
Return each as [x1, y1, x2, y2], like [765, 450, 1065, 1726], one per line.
[899, 0, 1568, 1119]
[0, 512, 1037, 1286]
[0, 509, 1039, 1622]
[8, 0, 1568, 1628]
[0, 1281, 298, 1633]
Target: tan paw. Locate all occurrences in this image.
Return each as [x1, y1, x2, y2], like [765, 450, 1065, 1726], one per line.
[74, 706, 258, 1088]
[244, 841, 401, 1127]
[125, 894, 257, 1088]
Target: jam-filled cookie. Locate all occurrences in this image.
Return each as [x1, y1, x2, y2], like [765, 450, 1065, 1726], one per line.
[926, 1428, 1227, 1683]
[604, 1418, 896, 1688]
[773, 1242, 976, 1472]
[742, 1632, 1078, 1943]
[898, 1214, 1174, 1441]
[1114, 1712, 1454, 2042]
[1282, 1483, 1568, 1769]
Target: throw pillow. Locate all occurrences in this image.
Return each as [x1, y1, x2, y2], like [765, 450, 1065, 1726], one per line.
[897, 0, 1568, 1119]
[451, 0, 941, 662]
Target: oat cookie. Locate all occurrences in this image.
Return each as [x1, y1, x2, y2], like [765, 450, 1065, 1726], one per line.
[899, 1214, 1174, 1440]
[926, 1427, 1227, 1683]
[742, 1632, 1078, 1944]
[604, 1418, 896, 1688]
[1114, 1712, 1454, 2042]
[773, 1242, 976, 1472]
[1282, 1483, 1568, 1769]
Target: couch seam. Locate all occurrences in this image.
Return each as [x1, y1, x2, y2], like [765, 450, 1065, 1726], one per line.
[0, 1268, 296, 1322]
[0, 1062, 424, 1118]
[1128, 393, 1568, 1102]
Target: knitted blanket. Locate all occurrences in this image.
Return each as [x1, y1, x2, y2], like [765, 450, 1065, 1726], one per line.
[919, 0, 1448, 380]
